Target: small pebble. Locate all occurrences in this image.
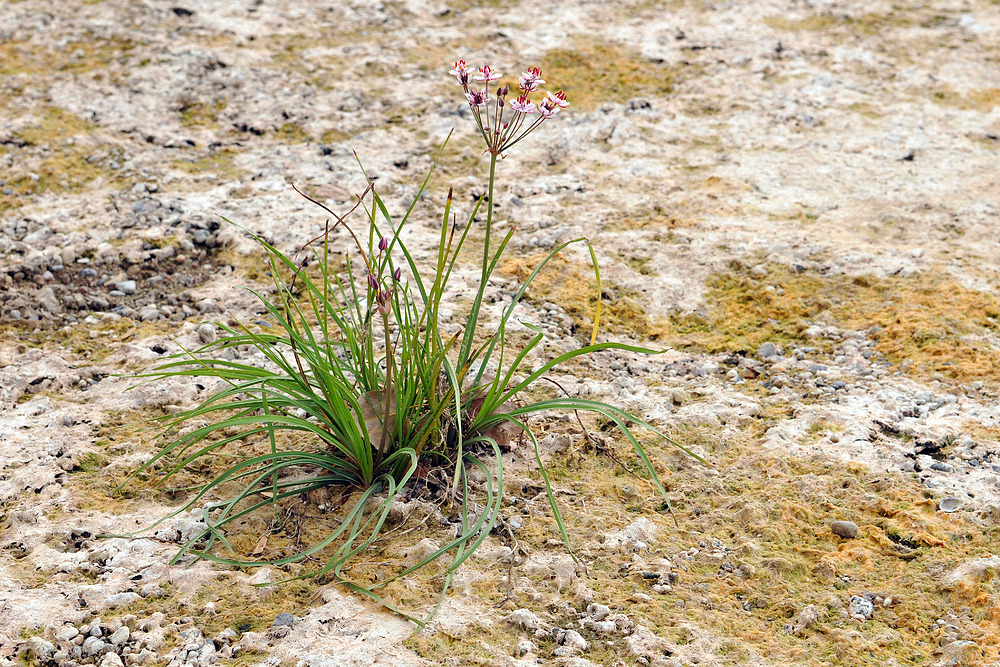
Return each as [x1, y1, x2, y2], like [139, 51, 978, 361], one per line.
[848, 595, 874, 621]
[109, 626, 130, 646]
[939, 497, 963, 513]
[272, 613, 295, 627]
[831, 520, 859, 539]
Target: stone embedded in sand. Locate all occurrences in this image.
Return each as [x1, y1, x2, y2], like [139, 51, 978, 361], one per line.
[624, 625, 673, 661]
[848, 595, 874, 621]
[505, 608, 544, 631]
[784, 604, 819, 635]
[935, 640, 981, 667]
[603, 518, 660, 551]
[831, 520, 859, 539]
[941, 555, 1000, 590]
[939, 497, 962, 512]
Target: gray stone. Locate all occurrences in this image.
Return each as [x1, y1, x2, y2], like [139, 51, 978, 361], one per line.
[848, 595, 874, 620]
[272, 613, 295, 627]
[55, 625, 80, 643]
[196, 323, 217, 344]
[586, 603, 611, 621]
[939, 497, 963, 513]
[100, 652, 125, 667]
[82, 636, 109, 657]
[831, 520, 859, 539]
[757, 342, 777, 358]
[504, 608, 544, 631]
[109, 626, 130, 646]
[115, 280, 137, 294]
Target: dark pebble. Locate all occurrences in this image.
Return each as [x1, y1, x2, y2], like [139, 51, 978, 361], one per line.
[930, 462, 954, 472]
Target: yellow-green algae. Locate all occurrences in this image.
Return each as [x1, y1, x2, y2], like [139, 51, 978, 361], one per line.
[171, 148, 246, 182]
[657, 264, 1000, 387]
[0, 35, 138, 77]
[930, 86, 1000, 112]
[500, 251, 651, 339]
[764, 12, 915, 37]
[537, 43, 679, 111]
[0, 106, 128, 213]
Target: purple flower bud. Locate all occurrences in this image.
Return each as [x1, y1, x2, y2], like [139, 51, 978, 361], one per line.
[378, 236, 389, 251]
[367, 274, 379, 290]
[497, 84, 509, 97]
[393, 267, 402, 281]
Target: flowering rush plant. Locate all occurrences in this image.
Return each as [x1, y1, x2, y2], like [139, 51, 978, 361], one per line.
[450, 60, 569, 155]
[123, 60, 700, 627]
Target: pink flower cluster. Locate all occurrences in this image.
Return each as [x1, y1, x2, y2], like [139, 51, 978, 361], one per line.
[449, 60, 569, 156]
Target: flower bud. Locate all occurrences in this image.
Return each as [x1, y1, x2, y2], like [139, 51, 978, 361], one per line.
[378, 236, 389, 251]
[497, 85, 509, 98]
[367, 274, 379, 290]
[393, 267, 402, 281]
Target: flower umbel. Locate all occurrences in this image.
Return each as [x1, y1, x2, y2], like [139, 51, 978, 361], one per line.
[452, 61, 568, 156]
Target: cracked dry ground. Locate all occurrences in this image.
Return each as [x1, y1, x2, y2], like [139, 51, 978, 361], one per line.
[2, 0, 1000, 666]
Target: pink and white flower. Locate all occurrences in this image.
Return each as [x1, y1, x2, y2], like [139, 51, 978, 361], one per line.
[518, 67, 545, 92]
[509, 95, 536, 114]
[473, 65, 502, 82]
[449, 60, 470, 78]
[538, 103, 558, 119]
[545, 90, 569, 108]
[465, 89, 488, 108]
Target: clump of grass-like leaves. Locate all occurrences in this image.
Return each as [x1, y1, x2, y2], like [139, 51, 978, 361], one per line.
[121, 61, 702, 627]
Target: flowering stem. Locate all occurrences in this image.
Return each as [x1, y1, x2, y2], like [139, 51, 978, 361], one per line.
[459, 152, 498, 371]
[375, 310, 394, 471]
